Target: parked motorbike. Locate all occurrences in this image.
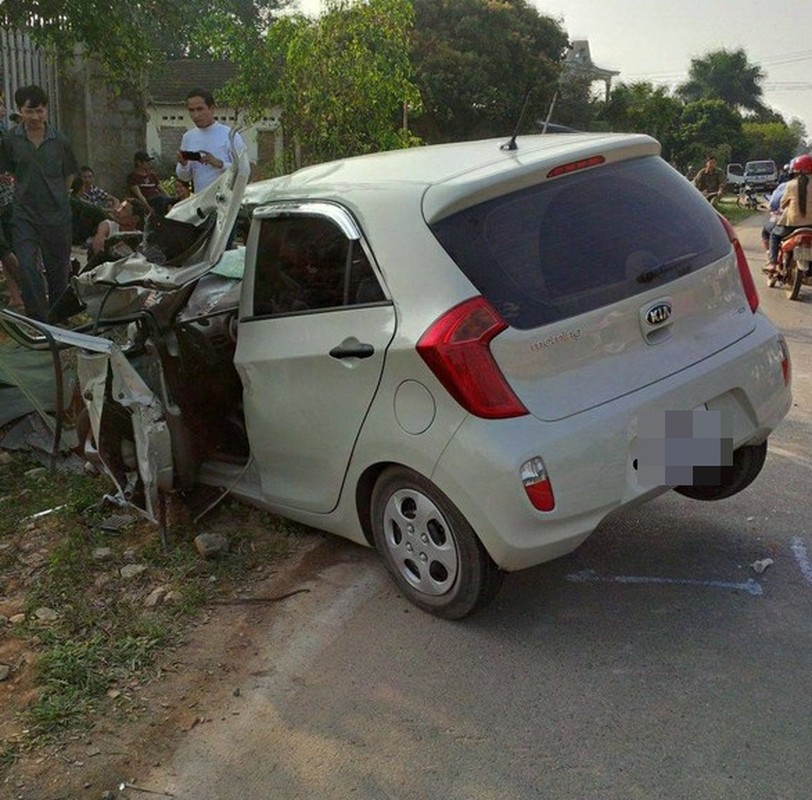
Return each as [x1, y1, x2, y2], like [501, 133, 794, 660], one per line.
[767, 227, 812, 300]
[737, 182, 762, 210]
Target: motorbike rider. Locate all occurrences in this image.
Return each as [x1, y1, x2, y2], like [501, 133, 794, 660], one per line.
[692, 156, 725, 206]
[765, 154, 812, 275]
[761, 169, 793, 265]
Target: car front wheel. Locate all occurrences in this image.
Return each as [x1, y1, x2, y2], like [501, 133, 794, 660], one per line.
[370, 467, 503, 619]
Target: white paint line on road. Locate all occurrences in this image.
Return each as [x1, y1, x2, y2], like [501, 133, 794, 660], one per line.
[566, 569, 763, 596]
[768, 445, 812, 473]
[791, 536, 812, 585]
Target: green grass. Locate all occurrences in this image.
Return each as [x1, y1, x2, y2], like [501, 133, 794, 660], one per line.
[0, 450, 306, 768]
[715, 194, 762, 225]
[0, 743, 20, 774]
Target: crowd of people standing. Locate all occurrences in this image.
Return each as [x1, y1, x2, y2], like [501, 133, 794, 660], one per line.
[0, 84, 244, 321]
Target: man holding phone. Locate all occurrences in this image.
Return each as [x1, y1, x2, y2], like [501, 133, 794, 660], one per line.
[176, 88, 246, 193]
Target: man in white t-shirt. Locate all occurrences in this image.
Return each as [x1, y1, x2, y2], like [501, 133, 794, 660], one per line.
[175, 88, 246, 193]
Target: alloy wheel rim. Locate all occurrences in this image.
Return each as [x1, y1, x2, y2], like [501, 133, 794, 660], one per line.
[382, 488, 458, 596]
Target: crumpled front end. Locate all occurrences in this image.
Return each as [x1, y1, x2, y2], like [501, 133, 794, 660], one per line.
[78, 340, 173, 523]
[0, 139, 252, 522]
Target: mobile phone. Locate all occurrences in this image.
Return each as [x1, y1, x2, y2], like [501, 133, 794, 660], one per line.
[181, 150, 202, 161]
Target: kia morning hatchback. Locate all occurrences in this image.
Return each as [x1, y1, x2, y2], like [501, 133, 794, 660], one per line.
[1, 133, 792, 618]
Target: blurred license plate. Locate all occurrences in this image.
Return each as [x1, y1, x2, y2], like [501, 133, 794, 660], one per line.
[635, 408, 732, 487]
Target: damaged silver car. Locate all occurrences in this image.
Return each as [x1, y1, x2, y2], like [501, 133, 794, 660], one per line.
[0, 132, 792, 619]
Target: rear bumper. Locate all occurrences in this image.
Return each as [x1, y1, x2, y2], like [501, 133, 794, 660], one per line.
[431, 315, 791, 571]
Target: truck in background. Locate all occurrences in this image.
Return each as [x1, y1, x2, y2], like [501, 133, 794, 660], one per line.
[727, 160, 779, 192]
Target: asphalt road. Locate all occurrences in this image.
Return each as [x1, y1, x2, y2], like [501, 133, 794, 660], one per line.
[145, 214, 812, 800]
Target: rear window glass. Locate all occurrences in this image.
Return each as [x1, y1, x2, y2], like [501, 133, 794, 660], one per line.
[430, 156, 731, 329]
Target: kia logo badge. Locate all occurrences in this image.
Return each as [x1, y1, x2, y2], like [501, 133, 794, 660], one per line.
[645, 302, 672, 326]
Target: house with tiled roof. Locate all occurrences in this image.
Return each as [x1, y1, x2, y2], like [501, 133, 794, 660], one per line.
[145, 58, 283, 180]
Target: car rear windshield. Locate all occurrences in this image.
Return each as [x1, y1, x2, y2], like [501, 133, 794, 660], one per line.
[430, 156, 731, 329]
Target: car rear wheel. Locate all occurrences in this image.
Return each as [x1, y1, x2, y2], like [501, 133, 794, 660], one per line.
[673, 441, 768, 501]
[370, 466, 503, 619]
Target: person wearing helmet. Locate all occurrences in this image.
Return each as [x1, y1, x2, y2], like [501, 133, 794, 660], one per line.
[766, 154, 812, 273]
[761, 171, 792, 264]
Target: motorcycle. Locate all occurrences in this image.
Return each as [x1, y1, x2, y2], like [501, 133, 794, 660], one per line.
[736, 182, 763, 210]
[767, 227, 812, 300]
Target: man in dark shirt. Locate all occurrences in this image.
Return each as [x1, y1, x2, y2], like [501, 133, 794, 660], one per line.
[0, 85, 78, 320]
[692, 156, 725, 206]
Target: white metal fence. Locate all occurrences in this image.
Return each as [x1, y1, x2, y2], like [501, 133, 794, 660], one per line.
[0, 27, 60, 127]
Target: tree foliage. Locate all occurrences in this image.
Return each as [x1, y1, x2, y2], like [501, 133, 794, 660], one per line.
[741, 122, 805, 169]
[271, 0, 421, 168]
[5, 0, 807, 175]
[595, 50, 806, 170]
[0, 0, 286, 88]
[409, 0, 568, 142]
[677, 48, 766, 115]
[672, 99, 744, 171]
[602, 82, 683, 159]
[552, 71, 604, 131]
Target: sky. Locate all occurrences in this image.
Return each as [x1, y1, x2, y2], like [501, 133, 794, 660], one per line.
[295, 0, 812, 133]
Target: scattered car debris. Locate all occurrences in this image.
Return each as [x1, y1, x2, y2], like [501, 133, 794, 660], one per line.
[26, 503, 67, 520]
[99, 512, 138, 533]
[751, 557, 775, 574]
[118, 779, 176, 796]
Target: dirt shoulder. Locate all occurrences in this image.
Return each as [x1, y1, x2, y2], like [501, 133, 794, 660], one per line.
[4, 539, 341, 800]
[0, 441, 329, 800]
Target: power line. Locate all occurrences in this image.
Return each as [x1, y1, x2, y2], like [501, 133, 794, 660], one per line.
[622, 49, 812, 82]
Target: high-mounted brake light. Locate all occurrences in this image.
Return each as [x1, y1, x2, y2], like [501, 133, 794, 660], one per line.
[417, 297, 529, 419]
[547, 155, 605, 179]
[718, 214, 759, 313]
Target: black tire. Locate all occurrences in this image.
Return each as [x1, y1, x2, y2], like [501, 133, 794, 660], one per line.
[370, 466, 503, 619]
[787, 259, 803, 301]
[674, 441, 768, 501]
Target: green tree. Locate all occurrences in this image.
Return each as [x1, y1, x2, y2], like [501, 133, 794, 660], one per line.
[673, 99, 744, 172]
[677, 48, 766, 115]
[273, 0, 421, 167]
[0, 0, 286, 88]
[410, 0, 568, 142]
[601, 82, 684, 160]
[789, 119, 809, 152]
[741, 121, 806, 168]
[553, 71, 605, 131]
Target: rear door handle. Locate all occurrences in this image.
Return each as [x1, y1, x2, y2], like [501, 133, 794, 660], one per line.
[329, 338, 375, 360]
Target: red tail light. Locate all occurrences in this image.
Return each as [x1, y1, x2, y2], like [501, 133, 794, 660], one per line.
[718, 214, 759, 313]
[417, 297, 529, 419]
[779, 336, 791, 387]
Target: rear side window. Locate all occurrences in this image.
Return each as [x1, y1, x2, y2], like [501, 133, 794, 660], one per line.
[430, 157, 731, 329]
[252, 215, 385, 317]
